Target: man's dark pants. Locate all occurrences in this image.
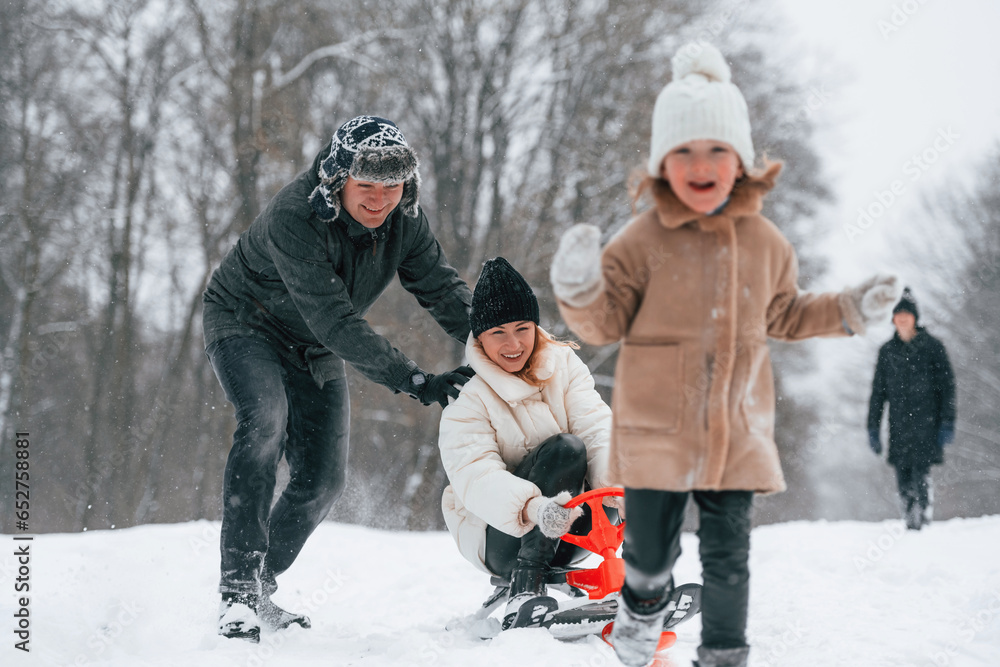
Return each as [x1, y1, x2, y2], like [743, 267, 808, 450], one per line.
[894, 462, 932, 528]
[207, 335, 350, 597]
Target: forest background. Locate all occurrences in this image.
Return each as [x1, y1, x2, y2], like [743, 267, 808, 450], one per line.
[1, 0, 997, 535]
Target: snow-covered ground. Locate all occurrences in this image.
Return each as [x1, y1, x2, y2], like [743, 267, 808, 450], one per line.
[4, 515, 1000, 667]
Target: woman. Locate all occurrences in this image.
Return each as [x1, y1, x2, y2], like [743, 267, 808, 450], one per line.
[438, 257, 616, 630]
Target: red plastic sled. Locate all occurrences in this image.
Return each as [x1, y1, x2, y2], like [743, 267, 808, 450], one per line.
[560, 487, 626, 600]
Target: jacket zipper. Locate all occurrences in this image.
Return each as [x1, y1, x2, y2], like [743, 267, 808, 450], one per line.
[370, 230, 377, 257]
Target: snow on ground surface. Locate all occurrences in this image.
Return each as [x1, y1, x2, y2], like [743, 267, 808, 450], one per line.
[4, 515, 1000, 667]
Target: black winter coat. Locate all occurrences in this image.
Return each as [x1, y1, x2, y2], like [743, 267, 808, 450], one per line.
[202, 142, 472, 391]
[868, 328, 956, 467]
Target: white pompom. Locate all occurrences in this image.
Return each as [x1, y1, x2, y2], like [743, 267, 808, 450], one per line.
[671, 42, 731, 83]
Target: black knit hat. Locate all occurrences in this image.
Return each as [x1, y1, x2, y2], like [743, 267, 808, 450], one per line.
[892, 287, 919, 322]
[469, 257, 540, 337]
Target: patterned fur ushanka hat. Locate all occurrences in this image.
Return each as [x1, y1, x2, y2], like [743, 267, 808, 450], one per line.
[309, 115, 421, 221]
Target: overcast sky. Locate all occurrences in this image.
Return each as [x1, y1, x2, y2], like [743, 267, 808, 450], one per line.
[772, 0, 1000, 288]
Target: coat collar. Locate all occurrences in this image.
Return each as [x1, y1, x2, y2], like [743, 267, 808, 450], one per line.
[651, 161, 783, 230]
[465, 329, 556, 404]
[336, 207, 396, 242]
[892, 326, 928, 347]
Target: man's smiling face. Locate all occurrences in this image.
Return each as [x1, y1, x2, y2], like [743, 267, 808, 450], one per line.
[340, 176, 404, 228]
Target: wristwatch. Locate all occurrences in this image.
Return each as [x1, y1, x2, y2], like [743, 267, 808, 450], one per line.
[406, 371, 427, 399]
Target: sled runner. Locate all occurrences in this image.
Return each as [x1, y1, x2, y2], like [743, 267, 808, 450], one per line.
[471, 487, 701, 644]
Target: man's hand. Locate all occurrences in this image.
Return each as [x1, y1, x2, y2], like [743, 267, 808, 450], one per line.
[418, 365, 475, 408]
[868, 429, 882, 455]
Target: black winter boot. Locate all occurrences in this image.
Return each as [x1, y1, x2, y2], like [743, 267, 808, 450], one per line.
[258, 595, 312, 631]
[502, 564, 552, 630]
[693, 645, 750, 667]
[904, 499, 923, 530]
[218, 592, 260, 643]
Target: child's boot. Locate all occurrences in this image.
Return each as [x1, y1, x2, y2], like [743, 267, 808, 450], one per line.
[609, 585, 673, 667]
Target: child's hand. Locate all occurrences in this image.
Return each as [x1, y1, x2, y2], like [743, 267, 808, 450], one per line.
[840, 274, 902, 335]
[525, 491, 585, 538]
[551, 224, 604, 307]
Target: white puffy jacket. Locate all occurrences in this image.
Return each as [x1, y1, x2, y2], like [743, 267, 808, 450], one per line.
[439, 329, 613, 574]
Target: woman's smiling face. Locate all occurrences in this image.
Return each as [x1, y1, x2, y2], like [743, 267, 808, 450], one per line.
[661, 139, 744, 214]
[478, 321, 536, 373]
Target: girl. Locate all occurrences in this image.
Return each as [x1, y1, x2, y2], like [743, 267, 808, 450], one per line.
[438, 257, 618, 630]
[549, 43, 901, 667]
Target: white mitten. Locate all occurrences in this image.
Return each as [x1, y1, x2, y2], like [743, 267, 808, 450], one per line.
[550, 224, 604, 307]
[525, 491, 584, 539]
[839, 273, 902, 335]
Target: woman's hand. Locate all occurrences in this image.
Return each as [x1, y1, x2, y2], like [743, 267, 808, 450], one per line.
[525, 491, 584, 538]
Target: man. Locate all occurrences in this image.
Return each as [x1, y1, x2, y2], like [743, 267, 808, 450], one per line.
[202, 116, 474, 641]
[868, 287, 956, 530]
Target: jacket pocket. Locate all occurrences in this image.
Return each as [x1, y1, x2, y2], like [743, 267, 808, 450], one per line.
[614, 342, 683, 433]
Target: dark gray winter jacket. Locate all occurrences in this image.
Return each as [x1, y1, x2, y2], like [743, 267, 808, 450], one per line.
[202, 143, 472, 391]
[868, 328, 956, 467]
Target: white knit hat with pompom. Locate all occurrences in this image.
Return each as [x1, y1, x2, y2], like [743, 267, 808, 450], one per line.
[647, 42, 754, 177]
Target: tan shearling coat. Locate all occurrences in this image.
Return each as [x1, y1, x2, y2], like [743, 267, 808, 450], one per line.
[439, 330, 613, 574]
[557, 163, 847, 494]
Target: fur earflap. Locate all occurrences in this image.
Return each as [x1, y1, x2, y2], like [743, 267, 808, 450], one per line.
[309, 169, 350, 220]
[399, 169, 421, 218]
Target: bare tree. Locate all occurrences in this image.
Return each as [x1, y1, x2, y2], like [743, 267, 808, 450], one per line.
[323, 0, 835, 529]
[6, 0, 845, 532]
[54, 0, 193, 529]
[0, 0, 96, 528]
[892, 145, 1000, 519]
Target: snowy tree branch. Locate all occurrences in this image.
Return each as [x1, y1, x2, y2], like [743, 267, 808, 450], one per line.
[267, 29, 415, 90]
